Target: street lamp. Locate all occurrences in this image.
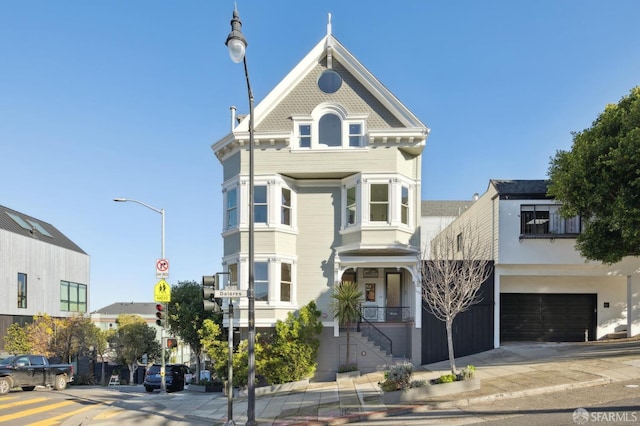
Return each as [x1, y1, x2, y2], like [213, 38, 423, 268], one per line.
[226, 8, 256, 425]
[113, 197, 167, 394]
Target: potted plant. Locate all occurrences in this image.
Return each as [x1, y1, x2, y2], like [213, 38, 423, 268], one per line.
[330, 280, 363, 381]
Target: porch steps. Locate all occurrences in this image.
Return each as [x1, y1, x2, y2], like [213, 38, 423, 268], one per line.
[604, 330, 628, 340]
[353, 331, 394, 370]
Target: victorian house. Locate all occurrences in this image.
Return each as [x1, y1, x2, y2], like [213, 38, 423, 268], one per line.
[212, 21, 429, 379]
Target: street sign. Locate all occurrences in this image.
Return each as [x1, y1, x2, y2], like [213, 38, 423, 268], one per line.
[156, 259, 169, 279]
[214, 289, 247, 298]
[154, 279, 171, 302]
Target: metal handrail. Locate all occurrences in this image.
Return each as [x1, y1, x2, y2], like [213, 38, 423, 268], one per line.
[357, 308, 392, 356]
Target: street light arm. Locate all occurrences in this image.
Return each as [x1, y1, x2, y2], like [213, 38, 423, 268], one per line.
[113, 198, 163, 215]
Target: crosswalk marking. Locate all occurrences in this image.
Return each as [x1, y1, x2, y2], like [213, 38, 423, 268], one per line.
[25, 404, 96, 426]
[0, 396, 49, 409]
[0, 400, 74, 423]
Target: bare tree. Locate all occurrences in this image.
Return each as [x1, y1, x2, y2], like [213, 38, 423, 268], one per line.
[421, 223, 492, 374]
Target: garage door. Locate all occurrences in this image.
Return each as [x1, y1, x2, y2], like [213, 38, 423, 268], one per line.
[501, 293, 596, 342]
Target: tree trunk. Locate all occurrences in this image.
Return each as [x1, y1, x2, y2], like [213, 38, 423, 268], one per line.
[346, 330, 351, 367]
[129, 362, 135, 385]
[446, 318, 457, 374]
[100, 355, 106, 386]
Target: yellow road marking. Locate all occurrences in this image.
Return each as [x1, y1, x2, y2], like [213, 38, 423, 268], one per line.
[0, 400, 74, 423]
[25, 404, 96, 426]
[93, 407, 123, 419]
[0, 396, 49, 409]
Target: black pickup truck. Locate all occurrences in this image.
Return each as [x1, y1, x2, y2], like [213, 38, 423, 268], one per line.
[0, 354, 74, 395]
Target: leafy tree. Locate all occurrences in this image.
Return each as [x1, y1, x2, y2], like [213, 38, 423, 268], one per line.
[25, 314, 56, 357]
[109, 314, 161, 384]
[167, 280, 221, 382]
[51, 314, 101, 363]
[548, 86, 640, 263]
[261, 301, 323, 384]
[200, 318, 265, 387]
[421, 223, 492, 375]
[3, 323, 31, 354]
[330, 280, 363, 370]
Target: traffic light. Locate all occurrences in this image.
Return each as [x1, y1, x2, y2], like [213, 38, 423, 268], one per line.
[202, 275, 222, 312]
[155, 303, 165, 327]
[166, 338, 177, 349]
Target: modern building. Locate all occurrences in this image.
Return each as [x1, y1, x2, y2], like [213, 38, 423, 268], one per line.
[439, 179, 640, 346]
[0, 204, 90, 353]
[212, 22, 429, 379]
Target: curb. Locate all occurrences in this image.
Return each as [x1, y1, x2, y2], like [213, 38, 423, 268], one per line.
[294, 377, 615, 425]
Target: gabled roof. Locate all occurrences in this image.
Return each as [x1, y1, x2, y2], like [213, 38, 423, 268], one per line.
[0, 204, 87, 254]
[490, 179, 552, 200]
[213, 27, 429, 157]
[91, 302, 158, 316]
[421, 200, 475, 217]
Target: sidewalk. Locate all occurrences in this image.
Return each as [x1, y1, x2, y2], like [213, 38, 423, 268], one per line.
[152, 339, 640, 425]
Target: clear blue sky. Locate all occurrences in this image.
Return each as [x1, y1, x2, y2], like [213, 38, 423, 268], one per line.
[2, 1, 639, 310]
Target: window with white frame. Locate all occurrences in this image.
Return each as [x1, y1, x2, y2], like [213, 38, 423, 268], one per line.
[281, 188, 291, 225]
[292, 105, 367, 150]
[370, 184, 389, 222]
[255, 262, 269, 302]
[298, 124, 311, 148]
[401, 186, 409, 225]
[254, 185, 268, 224]
[226, 188, 238, 229]
[319, 113, 342, 147]
[227, 264, 238, 288]
[280, 262, 291, 302]
[348, 123, 363, 147]
[346, 186, 357, 226]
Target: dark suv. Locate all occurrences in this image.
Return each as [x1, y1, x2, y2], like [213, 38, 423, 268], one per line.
[143, 363, 191, 392]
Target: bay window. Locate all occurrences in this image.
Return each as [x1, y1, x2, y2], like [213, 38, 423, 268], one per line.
[370, 184, 389, 222]
[254, 185, 268, 224]
[255, 262, 269, 302]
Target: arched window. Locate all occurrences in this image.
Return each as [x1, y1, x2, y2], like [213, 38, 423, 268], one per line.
[319, 113, 341, 147]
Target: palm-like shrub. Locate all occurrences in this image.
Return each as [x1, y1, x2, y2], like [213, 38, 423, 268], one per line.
[330, 280, 363, 370]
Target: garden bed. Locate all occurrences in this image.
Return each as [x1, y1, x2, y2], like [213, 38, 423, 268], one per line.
[382, 378, 480, 404]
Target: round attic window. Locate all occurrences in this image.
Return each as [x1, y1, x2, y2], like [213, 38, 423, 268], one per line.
[318, 70, 342, 93]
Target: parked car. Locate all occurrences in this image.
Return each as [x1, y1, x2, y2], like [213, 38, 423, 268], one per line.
[0, 355, 74, 395]
[143, 363, 191, 393]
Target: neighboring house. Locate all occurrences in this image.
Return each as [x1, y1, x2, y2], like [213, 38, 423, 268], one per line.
[90, 302, 190, 365]
[420, 199, 476, 258]
[0, 204, 90, 353]
[212, 23, 429, 379]
[438, 179, 640, 347]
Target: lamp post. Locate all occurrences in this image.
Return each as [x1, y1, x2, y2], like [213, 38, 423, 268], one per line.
[226, 8, 256, 425]
[113, 197, 167, 394]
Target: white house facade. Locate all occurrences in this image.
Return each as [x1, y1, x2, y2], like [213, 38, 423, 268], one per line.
[440, 180, 640, 347]
[212, 23, 429, 379]
[0, 204, 90, 354]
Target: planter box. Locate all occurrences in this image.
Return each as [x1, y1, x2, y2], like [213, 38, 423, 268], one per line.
[336, 371, 360, 382]
[189, 383, 223, 393]
[382, 378, 480, 404]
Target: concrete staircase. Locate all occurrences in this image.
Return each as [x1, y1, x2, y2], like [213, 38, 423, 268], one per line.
[604, 326, 628, 340]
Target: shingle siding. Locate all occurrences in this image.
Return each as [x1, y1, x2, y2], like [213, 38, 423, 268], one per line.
[258, 60, 403, 133]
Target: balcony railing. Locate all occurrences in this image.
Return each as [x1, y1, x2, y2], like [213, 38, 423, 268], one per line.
[359, 305, 412, 322]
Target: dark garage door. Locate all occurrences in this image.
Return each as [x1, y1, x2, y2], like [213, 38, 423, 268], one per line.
[501, 293, 596, 342]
